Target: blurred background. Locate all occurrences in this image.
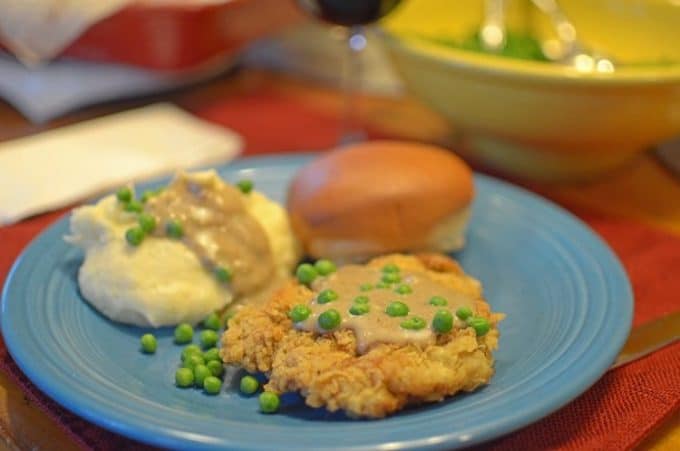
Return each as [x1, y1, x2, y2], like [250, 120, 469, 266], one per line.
[2, 0, 680, 183]
[1, 0, 679, 183]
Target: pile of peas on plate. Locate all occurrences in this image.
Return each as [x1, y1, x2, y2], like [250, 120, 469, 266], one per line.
[138, 310, 281, 413]
[172, 313, 226, 395]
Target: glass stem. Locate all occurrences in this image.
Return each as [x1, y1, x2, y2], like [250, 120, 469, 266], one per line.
[340, 25, 366, 144]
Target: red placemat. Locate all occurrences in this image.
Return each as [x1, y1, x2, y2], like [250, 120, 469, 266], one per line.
[1, 91, 679, 451]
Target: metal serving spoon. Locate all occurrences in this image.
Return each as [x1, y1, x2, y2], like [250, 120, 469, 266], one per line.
[480, 0, 615, 72]
[530, 0, 615, 72]
[480, 0, 507, 53]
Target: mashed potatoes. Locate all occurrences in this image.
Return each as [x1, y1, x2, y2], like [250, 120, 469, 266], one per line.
[66, 171, 301, 327]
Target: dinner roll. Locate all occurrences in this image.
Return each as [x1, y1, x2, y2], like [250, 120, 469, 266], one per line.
[287, 140, 474, 261]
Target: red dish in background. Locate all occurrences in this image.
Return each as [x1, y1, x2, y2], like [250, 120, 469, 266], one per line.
[14, 0, 304, 72]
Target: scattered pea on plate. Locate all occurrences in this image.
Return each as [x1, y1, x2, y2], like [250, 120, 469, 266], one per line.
[140, 333, 157, 353]
[174, 323, 193, 344]
[203, 313, 222, 331]
[240, 375, 259, 395]
[259, 392, 280, 413]
[203, 376, 222, 395]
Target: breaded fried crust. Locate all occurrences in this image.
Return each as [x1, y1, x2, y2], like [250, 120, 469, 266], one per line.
[220, 254, 503, 418]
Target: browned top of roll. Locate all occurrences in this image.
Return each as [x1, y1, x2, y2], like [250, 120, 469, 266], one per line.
[287, 140, 474, 256]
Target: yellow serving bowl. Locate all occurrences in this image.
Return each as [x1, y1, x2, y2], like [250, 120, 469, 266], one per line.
[380, 0, 680, 181]
[557, 0, 680, 65]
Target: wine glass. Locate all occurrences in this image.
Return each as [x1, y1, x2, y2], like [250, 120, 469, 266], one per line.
[296, 0, 404, 143]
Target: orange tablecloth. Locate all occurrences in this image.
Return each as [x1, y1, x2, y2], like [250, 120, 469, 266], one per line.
[1, 87, 679, 450]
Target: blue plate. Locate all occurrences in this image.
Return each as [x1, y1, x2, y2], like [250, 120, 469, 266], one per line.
[1, 154, 632, 450]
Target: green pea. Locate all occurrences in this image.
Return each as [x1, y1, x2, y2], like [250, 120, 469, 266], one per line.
[174, 323, 193, 344]
[236, 179, 254, 194]
[288, 304, 311, 322]
[314, 259, 336, 276]
[317, 289, 338, 304]
[138, 213, 156, 233]
[124, 200, 143, 213]
[394, 284, 412, 295]
[468, 317, 491, 336]
[140, 190, 154, 203]
[259, 392, 280, 413]
[214, 266, 232, 283]
[349, 304, 370, 316]
[203, 313, 222, 331]
[125, 227, 145, 247]
[382, 272, 401, 284]
[382, 263, 400, 273]
[207, 360, 224, 377]
[175, 367, 194, 388]
[375, 282, 390, 289]
[432, 310, 454, 333]
[239, 375, 259, 395]
[400, 316, 427, 330]
[353, 295, 369, 304]
[200, 330, 219, 348]
[140, 333, 157, 353]
[295, 263, 317, 285]
[165, 220, 184, 239]
[429, 296, 448, 307]
[181, 344, 202, 361]
[359, 283, 373, 291]
[183, 353, 205, 370]
[116, 187, 132, 203]
[203, 347, 221, 362]
[194, 364, 211, 387]
[456, 306, 473, 320]
[385, 301, 409, 317]
[222, 311, 236, 329]
[318, 309, 341, 330]
[203, 376, 222, 395]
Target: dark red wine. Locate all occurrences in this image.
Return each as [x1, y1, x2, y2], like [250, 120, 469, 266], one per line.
[297, 0, 403, 26]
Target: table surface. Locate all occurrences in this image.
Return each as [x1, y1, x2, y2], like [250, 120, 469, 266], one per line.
[0, 68, 678, 451]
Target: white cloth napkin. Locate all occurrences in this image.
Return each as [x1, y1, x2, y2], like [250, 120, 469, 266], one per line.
[0, 103, 242, 225]
[0, 55, 234, 124]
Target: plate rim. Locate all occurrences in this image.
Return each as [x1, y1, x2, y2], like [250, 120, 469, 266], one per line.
[1, 153, 633, 450]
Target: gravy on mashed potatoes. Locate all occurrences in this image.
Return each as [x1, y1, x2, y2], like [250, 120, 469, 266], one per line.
[66, 171, 300, 327]
[145, 172, 274, 295]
